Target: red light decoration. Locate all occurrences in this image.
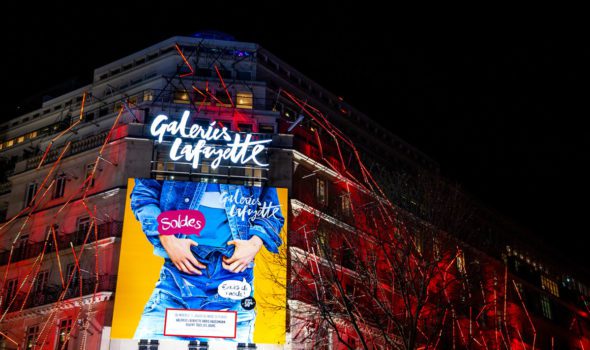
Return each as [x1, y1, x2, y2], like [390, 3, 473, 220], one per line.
[175, 43, 194, 78]
[214, 65, 235, 108]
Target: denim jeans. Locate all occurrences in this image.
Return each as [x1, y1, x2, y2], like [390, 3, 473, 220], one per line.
[134, 245, 256, 342]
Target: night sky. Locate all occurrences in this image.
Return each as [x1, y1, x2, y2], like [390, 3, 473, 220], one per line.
[2, 4, 588, 267]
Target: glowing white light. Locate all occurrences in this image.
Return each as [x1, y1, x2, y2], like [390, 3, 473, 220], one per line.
[149, 111, 271, 170]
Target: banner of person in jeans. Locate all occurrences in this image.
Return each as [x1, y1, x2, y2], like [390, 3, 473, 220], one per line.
[111, 179, 288, 345]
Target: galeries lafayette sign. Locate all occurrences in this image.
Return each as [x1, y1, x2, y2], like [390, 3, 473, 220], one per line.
[150, 111, 271, 170]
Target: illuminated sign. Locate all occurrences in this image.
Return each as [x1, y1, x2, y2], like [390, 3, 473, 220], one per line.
[150, 111, 271, 169]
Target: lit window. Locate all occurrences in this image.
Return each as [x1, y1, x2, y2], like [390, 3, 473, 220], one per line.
[540, 295, 552, 319]
[236, 92, 253, 109]
[143, 90, 154, 101]
[341, 193, 352, 217]
[244, 167, 262, 186]
[541, 275, 560, 297]
[433, 238, 442, 261]
[24, 182, 38, 207]
[17, 136, 25, 143]
[456, 250, 466, 274]
[25, 324, 40, 349]
[6, 139, 14, 147]
[415, 233, 424, 254]
[57, 319, 73, 350]
[173, 90, 190, 104]
[316, 178, 328, 206]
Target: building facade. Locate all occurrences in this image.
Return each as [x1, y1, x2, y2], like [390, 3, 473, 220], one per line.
[0, 33, 588, 349]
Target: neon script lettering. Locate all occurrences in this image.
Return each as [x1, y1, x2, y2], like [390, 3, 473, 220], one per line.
[157, 210, 206, 236]
[150, 111, 271, 170]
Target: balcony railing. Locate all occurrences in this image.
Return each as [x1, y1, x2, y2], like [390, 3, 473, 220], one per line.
[2, 274, 117, 313]
[24, 131, 109, 171]
[0, 221, 122, 266]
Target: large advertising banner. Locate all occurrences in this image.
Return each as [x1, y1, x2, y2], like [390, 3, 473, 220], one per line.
[111, 179, 288, 345]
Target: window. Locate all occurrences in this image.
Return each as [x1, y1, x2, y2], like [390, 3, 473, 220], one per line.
[84, 163, 95, 188]
[316, 178, 328, 206]
[341, 247, 355, 270]
[244, 167, 262, 186]
[77, 216, 91, 236]
[54, 175, 66, 199]
[236, 92, 253, 109]
[258, 124, 274, 133]
[24, 182, 38, 207]
[340, 193, 352, 217]
[541, 275, 560, 297]
[66, 263, 78, 280]
[25, 324, 40, 349]
[540, 295, 552, 319]
[456, 251, 466, 274]
[173, 90, 190, 104]
[237, 124, 253, 133]
[214, 90, 232, 106]
[35, 270, 49, 294]
[66, 263, 79, 295]
[56, 319, 73, 350]
[4, 278, 18, 306]
[143, 90, 154, 102]
[17, 234, 29, 250]
[433, 238, 442, 261]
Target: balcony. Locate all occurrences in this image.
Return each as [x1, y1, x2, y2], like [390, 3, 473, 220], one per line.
[23, 131, 109, 171]
[0, 221, 122, 266]
[1, 274, 116, 313]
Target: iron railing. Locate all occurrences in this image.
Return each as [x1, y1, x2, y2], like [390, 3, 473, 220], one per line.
[0, 221, 122, 266]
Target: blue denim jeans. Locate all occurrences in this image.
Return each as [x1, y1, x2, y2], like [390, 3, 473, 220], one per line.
[134, 245, 256, 342]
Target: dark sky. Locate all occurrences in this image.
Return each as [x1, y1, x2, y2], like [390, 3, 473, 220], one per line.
[2, 4, 588, 265]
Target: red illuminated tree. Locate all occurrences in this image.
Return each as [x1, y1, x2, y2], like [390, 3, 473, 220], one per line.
[288, 171, 488, 350]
